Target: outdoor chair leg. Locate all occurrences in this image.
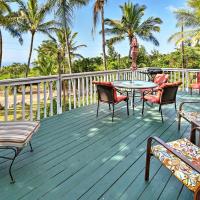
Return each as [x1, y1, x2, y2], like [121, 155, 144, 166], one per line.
[112, 104, 115, 122]
[175, 102, 177, 111]
[96, 100, 100, 117]
[29, 141, 33, 152]
[145, 138, 152, 181]
[126, 99, 129, 116]
[9, 148, 21, 184]
[142, 99, 145, 115]
[159, 105, 164, 123]
[109, 103, 111, 110]
[194, 187, 200, 200]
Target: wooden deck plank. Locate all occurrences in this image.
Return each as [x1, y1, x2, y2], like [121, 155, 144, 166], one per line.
[0, 93, 199, 200]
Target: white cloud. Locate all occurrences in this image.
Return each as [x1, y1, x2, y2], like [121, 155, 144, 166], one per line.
[166, 5, 178, 13]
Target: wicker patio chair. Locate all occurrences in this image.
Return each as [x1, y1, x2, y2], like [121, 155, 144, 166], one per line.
[140, 73, 169, 95]
[142, 81, 182, 122]
[189, 72, 200, 95]
[0, 121, 40, 183]
[93, 81, 129, 122]
[145, 127, 200, 200]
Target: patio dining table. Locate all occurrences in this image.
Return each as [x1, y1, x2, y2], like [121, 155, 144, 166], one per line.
[113, 80, 158, 110]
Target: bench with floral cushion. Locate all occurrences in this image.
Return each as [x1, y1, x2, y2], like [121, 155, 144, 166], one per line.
[0, 121, 40, 183]
[145, 127, 200, 200]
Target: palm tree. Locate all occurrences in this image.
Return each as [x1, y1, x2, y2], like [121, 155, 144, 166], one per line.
[93, 0, 107, 70]
[0, 0, 23, 68]
[169, 0, 200, 46]
[52, 0, 89, 73]
[168, 0, 200, 68]
[104, 2, 162, 58]
[37, 28, 87, 73]
[14, 0, 55, 77]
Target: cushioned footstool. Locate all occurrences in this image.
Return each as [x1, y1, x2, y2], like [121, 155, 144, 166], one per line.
[0, 121, 40, 183]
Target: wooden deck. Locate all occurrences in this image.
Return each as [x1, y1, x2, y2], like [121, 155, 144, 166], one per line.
[0, 92, 199, 200]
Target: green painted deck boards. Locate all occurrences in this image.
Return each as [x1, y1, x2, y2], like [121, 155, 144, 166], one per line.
[0, 92, 199, 200]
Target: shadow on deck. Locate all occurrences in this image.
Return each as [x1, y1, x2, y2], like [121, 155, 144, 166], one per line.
[0, 92, 199, 200]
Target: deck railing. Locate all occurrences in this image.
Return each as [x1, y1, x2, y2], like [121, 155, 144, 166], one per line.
[0, 68, 199, 121]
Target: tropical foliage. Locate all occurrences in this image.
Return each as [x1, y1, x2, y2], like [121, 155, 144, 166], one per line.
[13, 0, 56, 77]
[0, 0, 23, 68]
[1, 0, 200, 81]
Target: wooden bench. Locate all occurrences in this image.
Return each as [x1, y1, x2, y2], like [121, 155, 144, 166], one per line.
[145, 127, 200, 200]
[0, 121, 40, 183]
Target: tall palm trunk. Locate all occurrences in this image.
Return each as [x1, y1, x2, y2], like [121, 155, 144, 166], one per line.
[181, 24, 185, 68]
[129, 36, 132, 58]
[66, 34, 72, 74]
[26, 32, 35, 77]
[0, 29, 2, 69]
[101, 7, 107, 70]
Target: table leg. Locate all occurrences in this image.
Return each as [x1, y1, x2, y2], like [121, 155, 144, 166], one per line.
[132, 89, 135, 111]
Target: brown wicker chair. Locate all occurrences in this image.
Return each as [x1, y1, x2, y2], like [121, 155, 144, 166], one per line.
[142, 81, 182, 122]
[145, 127, 200, 200]
[93, 81, 129, 121]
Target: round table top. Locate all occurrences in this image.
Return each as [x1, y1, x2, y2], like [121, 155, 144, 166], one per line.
[113, 80, 157, 89]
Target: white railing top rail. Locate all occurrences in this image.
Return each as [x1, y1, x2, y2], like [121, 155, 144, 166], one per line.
[0, 69, 131, 86]
[0, 68, 200, 86]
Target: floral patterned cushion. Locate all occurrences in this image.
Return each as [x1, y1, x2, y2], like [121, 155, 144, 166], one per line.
[152, 138, 200, 192]
[179, 110, 200, 123]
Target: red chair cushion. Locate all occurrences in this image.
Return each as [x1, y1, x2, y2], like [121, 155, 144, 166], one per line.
[190, 83, 200, 89]
[115, 95, 128, 103]
[154, 74, 169, 85]
[92, 81, 118, 102]
[143, 94, 160, 103]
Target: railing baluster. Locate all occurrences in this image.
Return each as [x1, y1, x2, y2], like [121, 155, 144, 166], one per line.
[78, 78, 81, 107]
[90, 76, 93, 104]
[44, 82, 47, 118]
[4, 86, 8, 121]
[68, 79, 71, 110]
[82, 77, 85, 106]
[73, 79, 76, 109]
[30, 84, 33, 121]
[49, 81, 53, 116]
[93, 76, 96, 103]
[86, 77, 89, 105]
[182, 70, 185, 92]
[22, 85, 25, 120]
[37, 83, 40, 120]
[13, 86, 17, 121]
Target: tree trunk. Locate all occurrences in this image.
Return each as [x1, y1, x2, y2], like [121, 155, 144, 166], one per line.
[27, 32, 35, 77]
[129, 36, 132, 58]
[0, 29, 2, 69]
[181, 24, 185, 68]
[101, 7, 107, 70]
[65, 32, 72, 74]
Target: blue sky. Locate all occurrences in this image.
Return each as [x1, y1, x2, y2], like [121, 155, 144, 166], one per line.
[2, 0, 186, 66]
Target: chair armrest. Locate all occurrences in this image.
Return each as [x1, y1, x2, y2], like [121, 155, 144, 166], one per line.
[190, 127, 200, 144]
[147, 136, 200, 174]
[179, 101, 200, 111]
